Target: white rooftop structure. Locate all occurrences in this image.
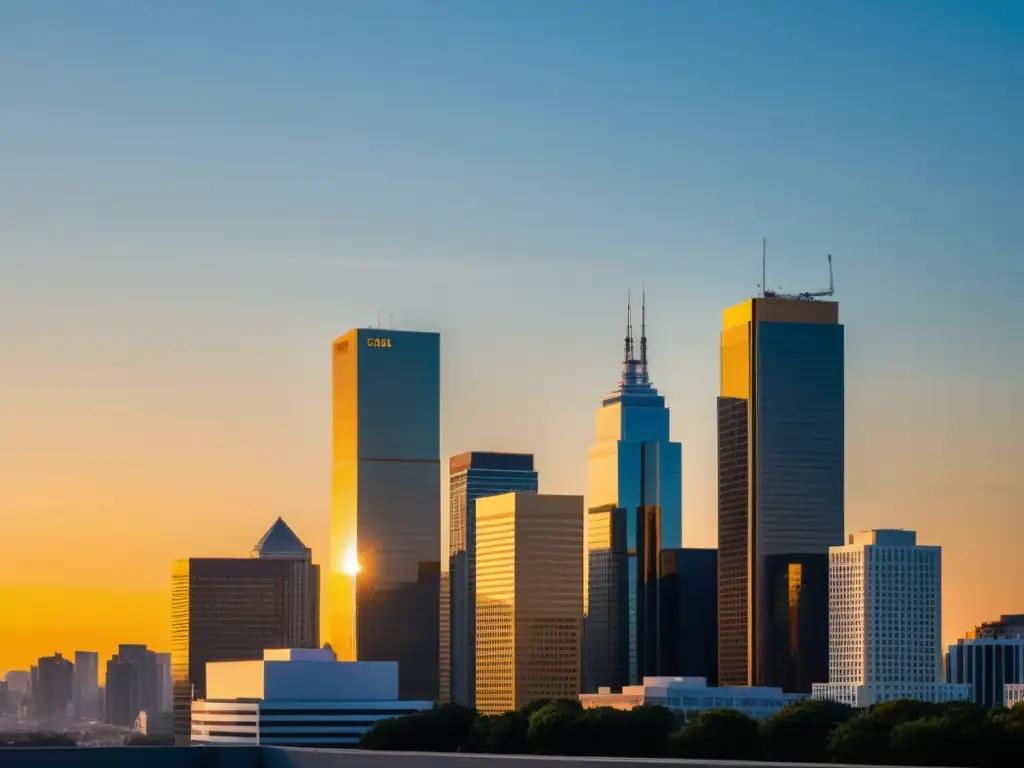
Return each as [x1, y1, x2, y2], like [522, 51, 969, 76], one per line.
[580, 676, 805, 721]
[204, 649, 401, 702]
[192, 649, 429, 748]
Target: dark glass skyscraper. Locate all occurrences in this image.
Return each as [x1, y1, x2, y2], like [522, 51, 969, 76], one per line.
[585, 296, 682, 690]
[331, 328, 441, 701]
[717, 298, 844, 692]
[660, 548, 718, 685]
[171, 518, 319, 742]
[105, 644, 159, 727]
[445, 451, 538, 707]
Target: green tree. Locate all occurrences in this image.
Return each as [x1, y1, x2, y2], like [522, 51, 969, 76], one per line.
[526, 699, 585, 755]
[462, 711, 529, 754]
[760, 698, 856, 762]
[990, 705, 1024, 758]
[888, 705, 1003, 768]
[358, 703, 478, 751]
[828, 699, 945, 764]
[621, 704, 678, 757]
[668, 709, 760, 760]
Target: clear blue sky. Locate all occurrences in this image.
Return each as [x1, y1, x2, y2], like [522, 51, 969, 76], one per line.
[0, 0, 1021, 665]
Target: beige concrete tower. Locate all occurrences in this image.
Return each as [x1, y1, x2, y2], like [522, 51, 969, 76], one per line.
[474, 492, 583, 715]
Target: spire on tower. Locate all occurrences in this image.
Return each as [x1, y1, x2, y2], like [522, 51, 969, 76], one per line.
[639, 284, 648, 384]
[624, 289, 634, 368]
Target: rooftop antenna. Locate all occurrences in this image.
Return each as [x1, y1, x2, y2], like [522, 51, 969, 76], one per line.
[640, 283, 648, 383]
[389, 313, 394, 329]
[761, 237, 767, 298]
[624, 289, 634, 364]
[377, 309, 381, 328]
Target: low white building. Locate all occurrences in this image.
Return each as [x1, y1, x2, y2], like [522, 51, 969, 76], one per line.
[1006, 684, 1024, 708]
[190, 648, 430, 747]
[579, 676, 806, 721]
[812, 530, 971, 707]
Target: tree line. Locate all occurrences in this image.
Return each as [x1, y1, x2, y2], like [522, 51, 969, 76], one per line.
[359, 697, 1024, 766]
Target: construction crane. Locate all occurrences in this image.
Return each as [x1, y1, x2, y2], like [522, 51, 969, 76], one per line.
[759, 238, 835, 301]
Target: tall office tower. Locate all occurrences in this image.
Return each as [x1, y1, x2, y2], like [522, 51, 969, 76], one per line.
[660, 548, 719, 685]
[0, 681, 8, 715]
[331, 328, 441, 702]
[585, 295, 681, 691]
[447, 451, 538, 707]
[475, 492, 583, 715]
[105, 644, 160, 726]
[36, 652, 74, 718]
[171, 517, 320, 742]
[946, 636, 1024, 708]
[717, 295, 844, 692]
[812, 530, 969, 707]
[73, 651, 99, 720]
[155, 652, 172, 712]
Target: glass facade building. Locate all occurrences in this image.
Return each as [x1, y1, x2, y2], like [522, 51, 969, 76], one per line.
[445, 451, 538, 707]
[330, 328, 441, 702]
[475, 492, 583, 715]
[717, 298, 844, 692]
[585, 299, 682, 690]
[660, 548, 719, 685]
[171, 520, 319, 742]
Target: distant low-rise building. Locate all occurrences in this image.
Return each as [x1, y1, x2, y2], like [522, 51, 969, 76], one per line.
[580, 676, 805, 721]
[969, 614, 1024, 639]
[190, 649, 429, 747]
[1006, 684, 1024, 708]
[946, 636, 1024, 708]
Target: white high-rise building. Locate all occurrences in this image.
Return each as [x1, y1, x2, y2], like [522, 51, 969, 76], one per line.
[812, 530, 970, 707]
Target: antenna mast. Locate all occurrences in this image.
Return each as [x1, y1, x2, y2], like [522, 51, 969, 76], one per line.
[761, 237, 767, 298]
[639, 284, 648, 384]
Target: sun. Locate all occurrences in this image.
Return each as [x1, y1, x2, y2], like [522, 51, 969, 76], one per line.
[341, 544, 361, 576]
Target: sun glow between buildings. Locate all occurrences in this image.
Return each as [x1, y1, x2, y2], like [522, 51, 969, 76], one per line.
[341, 544, 361, 576]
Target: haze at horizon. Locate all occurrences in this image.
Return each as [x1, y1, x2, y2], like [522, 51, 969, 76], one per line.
[1, 0, 1022, 675]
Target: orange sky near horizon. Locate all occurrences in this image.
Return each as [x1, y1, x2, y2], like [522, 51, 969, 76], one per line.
[1, 361, 1020, 676]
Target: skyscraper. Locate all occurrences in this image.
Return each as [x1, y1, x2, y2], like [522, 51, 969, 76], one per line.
[106, 644, 160, 727]
[155, 652, 172, 713]
[36, 652, 74, 719]
[813, 530, 970, 707]
[171, 518, 319, 742]
[446, 451, 538, 707]
[717, 296, 844, 692]
[73, 651, 99, 720]
[331, 328, 441, 702]
[475, 492, 583, 715]
[585, 294, 681, 690]
[660, 548, 719, 685]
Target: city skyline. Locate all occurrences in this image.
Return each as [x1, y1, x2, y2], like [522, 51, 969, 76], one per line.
[3, 1, 1022, 676]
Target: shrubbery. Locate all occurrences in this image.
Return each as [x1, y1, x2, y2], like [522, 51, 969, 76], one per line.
[359, 698, 1024, 765]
